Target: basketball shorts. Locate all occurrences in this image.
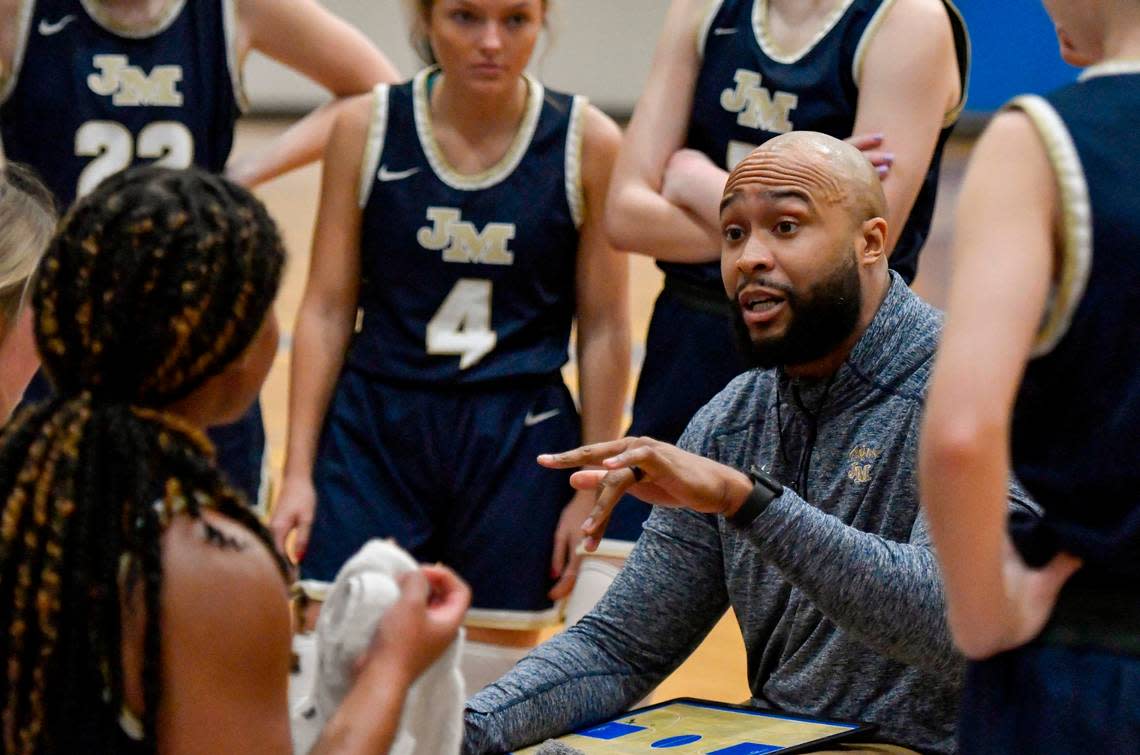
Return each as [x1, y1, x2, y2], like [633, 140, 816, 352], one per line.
[301, 368, 580, 629]
[602, 283, 749, 549]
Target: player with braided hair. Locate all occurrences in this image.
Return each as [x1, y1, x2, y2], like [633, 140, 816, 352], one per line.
[0, 165, 470, 754]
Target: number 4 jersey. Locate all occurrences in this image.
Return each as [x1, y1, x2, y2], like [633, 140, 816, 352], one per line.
[348, 68, 585, 385]
[0, 0, 245, 207]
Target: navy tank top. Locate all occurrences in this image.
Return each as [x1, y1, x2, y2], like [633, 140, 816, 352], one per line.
[666, 0, 970, 291]
[348, 68, 584, 384]
[1006, 67, 1140, 580]
[0, 0, 244, 207]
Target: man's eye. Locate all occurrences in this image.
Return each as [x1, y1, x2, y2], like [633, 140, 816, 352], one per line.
[774, 220, 798, 235]
[506, 13, 530, 27]
[451, 10, 477, 23]
[723, 226, 745, 242]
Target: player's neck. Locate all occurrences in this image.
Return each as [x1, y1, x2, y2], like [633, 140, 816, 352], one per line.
[430, 74, 529, 143]
[764, 0, 847, 57]
[87, 0, 178, 29]
[1100, 14, 1140, 63]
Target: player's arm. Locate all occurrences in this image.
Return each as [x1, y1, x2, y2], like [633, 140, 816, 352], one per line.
[850, 0, 962, 252]
[603, 0, 725, 263]
[270, 96, 370, 561]
[158, 513, 295, 753]
[549, 106, 631, 600]
[227, 0, 400, 187]
[920, 111, 1080, 660]
[160, 513, 444, 754]
[0, 0, 23, 95]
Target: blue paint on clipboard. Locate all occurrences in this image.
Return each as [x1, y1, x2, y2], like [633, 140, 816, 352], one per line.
[708, 743, 782, 754]
[651, 734, 702, 747]
[576, 721, 647, 740]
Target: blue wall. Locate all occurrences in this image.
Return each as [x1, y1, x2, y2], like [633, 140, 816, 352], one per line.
[955, 0, 1080, 112]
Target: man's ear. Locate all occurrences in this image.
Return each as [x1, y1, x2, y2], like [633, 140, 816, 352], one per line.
[857, 216, 888, 265]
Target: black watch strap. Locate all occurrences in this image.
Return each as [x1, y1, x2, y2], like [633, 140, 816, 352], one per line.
[726, 466, 784, 527]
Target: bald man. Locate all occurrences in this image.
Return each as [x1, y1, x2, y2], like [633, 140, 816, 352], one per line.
[462, 134, 1039, 755]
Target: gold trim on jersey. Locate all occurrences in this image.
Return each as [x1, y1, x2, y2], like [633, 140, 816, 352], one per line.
[412, 65, 544, 192]
[358, 83, 390, 208]
[79, 0, 187, 39]
[939, 0, 970, 127]
[0, 0, 37, 106]
[221, 0, 249, 112]
[851, 0, 972, 129]
[752, 0, 857, 65]
[1007, 95, 1093, 358]
[696, 0, 726, 60]
[564, 95, 587, 229]
[1079, 59, 1140, 81]
[465, 604, 563, 631]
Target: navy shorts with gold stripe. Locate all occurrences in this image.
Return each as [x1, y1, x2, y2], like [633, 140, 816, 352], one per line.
[301, 367, 580, 629]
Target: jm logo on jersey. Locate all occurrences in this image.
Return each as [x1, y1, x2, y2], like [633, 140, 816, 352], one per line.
[721, 69, 798, 133]
[87, 55, 183, 107]
[417, 208, 516, 265]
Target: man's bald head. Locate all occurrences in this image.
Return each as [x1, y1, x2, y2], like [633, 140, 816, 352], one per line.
[721, 132, 887, 225]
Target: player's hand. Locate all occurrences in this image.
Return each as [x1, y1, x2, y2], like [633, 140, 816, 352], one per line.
[270, 476, 317, 564]
[359, 565, 471, 682]
[538, 437, 753, 551]
[845, 132, 894, 178]
[548, 489, 594, 600]
[995, 542, 1082, 652]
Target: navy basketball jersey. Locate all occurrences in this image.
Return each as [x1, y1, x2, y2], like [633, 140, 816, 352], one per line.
[664, 0, 970, 289]
[1006, 67, 1140, 579]
[347, 68, 584, 384]
[0, 0, 245, 207]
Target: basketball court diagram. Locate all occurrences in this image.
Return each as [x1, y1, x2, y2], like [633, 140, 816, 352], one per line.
[514, 700, 863, 754]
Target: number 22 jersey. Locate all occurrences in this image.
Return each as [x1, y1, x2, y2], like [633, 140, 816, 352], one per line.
[0, 0, 245, 206]
[348, 68, 585, 385]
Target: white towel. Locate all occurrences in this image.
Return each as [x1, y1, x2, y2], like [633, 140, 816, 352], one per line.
[291, 540, 465, 754]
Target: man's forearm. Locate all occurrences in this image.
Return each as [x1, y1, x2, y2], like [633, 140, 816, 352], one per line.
[740, 490, 960, 674]
[464, 509, 731, 754]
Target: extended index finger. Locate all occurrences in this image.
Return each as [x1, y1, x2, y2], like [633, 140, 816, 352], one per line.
[537, 438, 634, 469]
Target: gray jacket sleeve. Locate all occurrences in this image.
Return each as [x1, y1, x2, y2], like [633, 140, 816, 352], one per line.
[462, 507, 731, 754]
[739, 490, 957, 673]
[737, 486, 1039, 676]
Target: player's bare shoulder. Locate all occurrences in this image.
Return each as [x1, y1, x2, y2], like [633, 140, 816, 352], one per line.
[581, 104, 622, 171]
[861, 0, 962, 110]
[162, 509, 290, 628]
[877, 0, 958, 54]
[0, 0, 28, 90]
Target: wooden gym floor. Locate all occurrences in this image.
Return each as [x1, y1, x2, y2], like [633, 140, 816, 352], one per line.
[237, 118, 972, 704]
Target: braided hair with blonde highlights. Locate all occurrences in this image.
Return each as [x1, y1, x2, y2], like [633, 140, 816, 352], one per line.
[0, 165, 287, 754]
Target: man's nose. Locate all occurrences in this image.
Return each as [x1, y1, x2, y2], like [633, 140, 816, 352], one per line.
[736, 236, 775, 275]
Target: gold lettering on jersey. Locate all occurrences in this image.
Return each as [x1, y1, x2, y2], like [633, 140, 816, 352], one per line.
[87, 55, 184, 107]
[720, 69, 798, 134]
[417, 207, 516, 265]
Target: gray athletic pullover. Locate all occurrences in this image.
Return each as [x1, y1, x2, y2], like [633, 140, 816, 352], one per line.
[463, 275, 1039, 754]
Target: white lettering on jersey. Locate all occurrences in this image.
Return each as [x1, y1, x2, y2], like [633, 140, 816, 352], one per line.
[417, 207, 516, 266]
[87, 55, 184, 107]
[720, 69, 798, 134]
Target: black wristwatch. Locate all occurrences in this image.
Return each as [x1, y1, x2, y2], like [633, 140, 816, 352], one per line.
[726, 466, 784, 527]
